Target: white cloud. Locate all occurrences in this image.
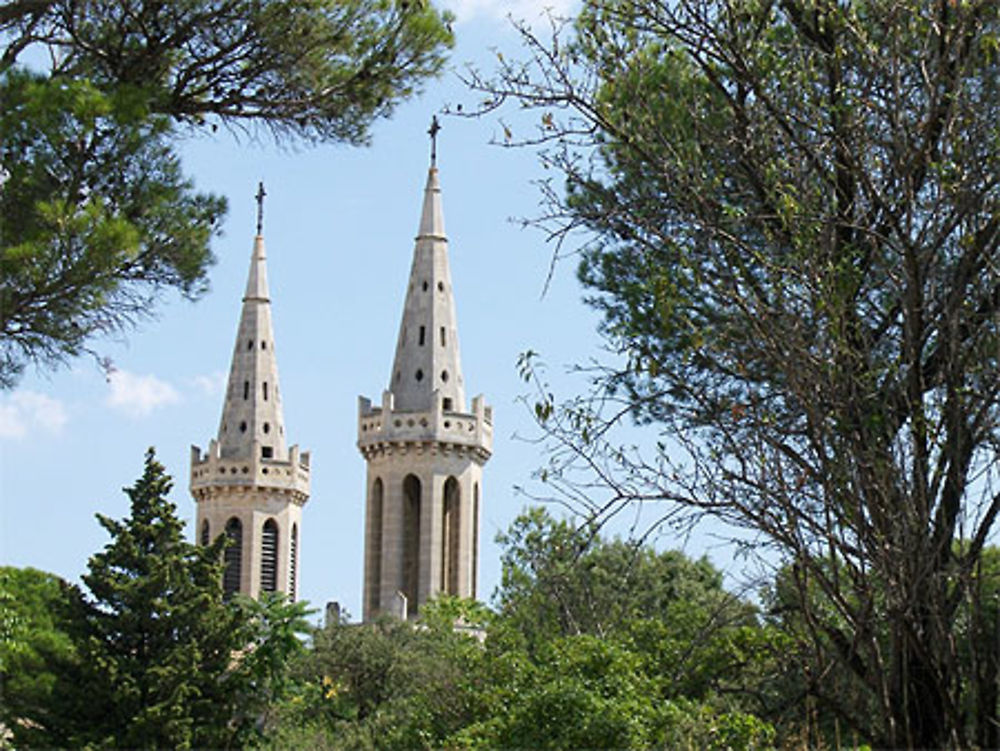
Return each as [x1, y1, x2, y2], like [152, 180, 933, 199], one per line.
[446, 0, 578, 25]
[0, 391, 68, 439]
[106, 370, 181, 418]
[192, 371, 227, 398]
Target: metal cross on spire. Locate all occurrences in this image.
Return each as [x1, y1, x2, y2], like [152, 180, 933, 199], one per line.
[255, 181, 267, 235]
[428, 115, 441, 166]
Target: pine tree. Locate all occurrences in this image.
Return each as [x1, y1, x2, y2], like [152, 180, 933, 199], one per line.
[1, 0, 454, 388]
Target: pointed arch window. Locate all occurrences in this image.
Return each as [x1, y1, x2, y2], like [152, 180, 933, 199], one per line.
[402, 475, 421, 618]
[366, 478, 384, 617]
[290, 523, 298, 601]
[442, 477, 461, 595]
[261, 519, 279, 593]
[224, 517, 243, 598]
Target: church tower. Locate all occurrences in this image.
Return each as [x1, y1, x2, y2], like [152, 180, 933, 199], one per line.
[191, 184, 310, 600]
[357, 121, 493, 620]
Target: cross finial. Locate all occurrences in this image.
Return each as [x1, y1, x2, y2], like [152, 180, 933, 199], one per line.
[255, 181, 266, 235]
[428, 115, 441, 166]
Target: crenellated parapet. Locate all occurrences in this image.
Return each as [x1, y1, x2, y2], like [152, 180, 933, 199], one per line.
[190, 439, 310, 504]
[357, 390, 492, 463]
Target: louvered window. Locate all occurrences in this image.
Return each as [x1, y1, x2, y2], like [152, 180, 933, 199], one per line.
[223, 517, 242, 598]
[261, 519, 279, 593]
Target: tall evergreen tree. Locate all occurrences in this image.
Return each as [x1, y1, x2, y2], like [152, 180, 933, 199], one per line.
[63, 448, 307, 749]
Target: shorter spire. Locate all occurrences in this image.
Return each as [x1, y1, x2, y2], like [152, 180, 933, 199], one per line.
[428, 115, 441, 167]
[255, 181, 267, 236]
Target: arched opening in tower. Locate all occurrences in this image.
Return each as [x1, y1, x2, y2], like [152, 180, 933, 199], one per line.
[402, 474, 421, 618]
[261, 518, 279, 593]
[473, 482, 480, 600]
[367, 478, 384, 616]
[224, 517, 243, 598]
[290, 523, 298, 601]
[442, 477, 461, 595]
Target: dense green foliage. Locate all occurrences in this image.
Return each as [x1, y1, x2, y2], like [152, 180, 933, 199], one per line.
[262, 509, 777, 750]
[1, 449, 310, 749]
[0, 566, 78, 747]
[471, 1, 1000, 746]
[5, 493, 994, 748]
[0, 0, 454, 387]
[0, 68, 226, 388]
[0, 0, 454, 143]
[497, 507, 754, 642]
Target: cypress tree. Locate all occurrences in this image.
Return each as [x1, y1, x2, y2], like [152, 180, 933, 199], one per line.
[71, 448, 259, 748]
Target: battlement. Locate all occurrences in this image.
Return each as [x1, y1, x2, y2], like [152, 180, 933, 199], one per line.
[190, 439, 311, 503]
[357, 389, 492, 462]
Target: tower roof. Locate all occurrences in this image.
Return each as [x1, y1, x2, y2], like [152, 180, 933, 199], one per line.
[387, 160, 466, 412]
[216, 198, 288, 460]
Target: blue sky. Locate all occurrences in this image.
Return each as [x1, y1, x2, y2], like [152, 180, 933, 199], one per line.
[0, 0, 726, 619]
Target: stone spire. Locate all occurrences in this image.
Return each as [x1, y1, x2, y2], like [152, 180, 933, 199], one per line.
[217, 215, 287, 459]
[191, 184, 310, 601]
[387, 162, 466, 413]
[357, 125, 492, 621]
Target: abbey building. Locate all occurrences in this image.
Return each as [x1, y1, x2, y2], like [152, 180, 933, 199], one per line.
[190, 131, 491, 619]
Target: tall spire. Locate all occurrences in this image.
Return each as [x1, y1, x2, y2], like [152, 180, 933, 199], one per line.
[191, 185, 310, 602]
[357, 123, 492, 621]
[216, 190, 287, 459]
[387, 128, 465, 412]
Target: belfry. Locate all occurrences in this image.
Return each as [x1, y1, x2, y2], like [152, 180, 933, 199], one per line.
[190, 183, 311, 600]
[357, 120, 493, 620]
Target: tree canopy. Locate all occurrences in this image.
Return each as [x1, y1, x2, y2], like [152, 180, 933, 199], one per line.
[1, 449, 311, 749]
[0, 0, 454, 387]
[263, 509, 777, 751]
[0, 566, 78, 748]
[470, 0, 1000, 747]
[1, 0, 454, 142]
